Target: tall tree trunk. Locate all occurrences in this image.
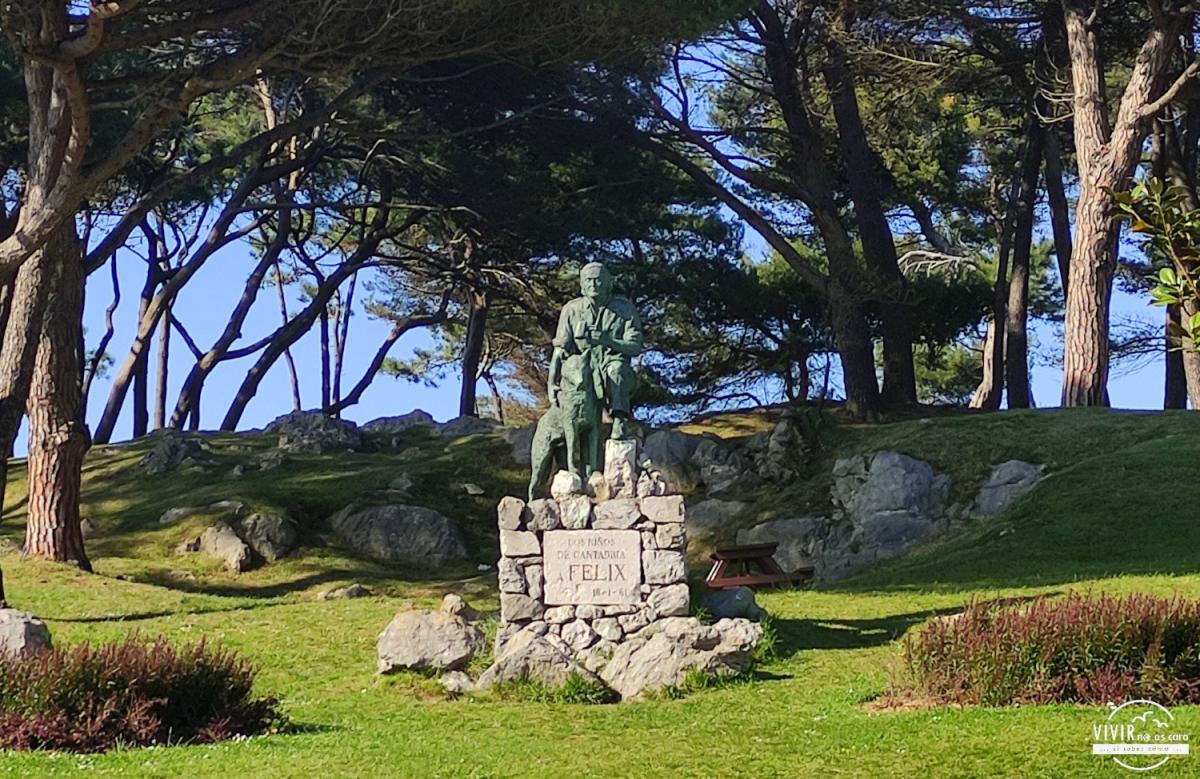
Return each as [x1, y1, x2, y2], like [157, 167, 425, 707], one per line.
[0, 32, 75, 566]
[130, 238, 160, 439]
[319, 308, 331, 410]
[459, 288, 488, 417]
[1005, 125, 1044, 409]
[23, 222, 90, 569]
[1165, 303, 1188, 409]
[822, 34, 916, 405]
[331, 272, 357, 415]
[1160, 106, 1200, 408]
[970, 319, 1000, 409]
[810, 206, 883, 420]
[189, 384, 201, 431]
[827, 278, 881, 421]
[131, 324, 150, 436]
[1043, 130, 1073, 293]
[272, 261, 302, 412]
[1060, 3, 1182, 406]
[1182, 300, 1200, 409]
[154, 300, 170, 429]
[483, 369, 505, 424]
[973, 171, 1020, 411]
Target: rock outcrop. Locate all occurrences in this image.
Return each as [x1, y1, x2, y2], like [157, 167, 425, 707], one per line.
[267, 411, 362, 454]
[687, 498, 748, 540]
[328, 504, 467, 566]
[970, 460, 1045, 518]
[363, 410, 436, 434]
[437, 415, 500, 438]
[139, 430, 206, 475]
[735, 452, 1046, 581]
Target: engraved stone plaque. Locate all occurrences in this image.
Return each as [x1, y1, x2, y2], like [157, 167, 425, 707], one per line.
[543, 530, 641, 605]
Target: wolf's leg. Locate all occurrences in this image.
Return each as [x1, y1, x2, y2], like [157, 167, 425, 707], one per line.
[585, 419, 602, 477]
[565, 417, 586, 482]
[528, 419, 556, 501]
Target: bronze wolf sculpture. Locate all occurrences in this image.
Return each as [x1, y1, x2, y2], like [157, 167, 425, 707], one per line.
[527, 352, 603, 500]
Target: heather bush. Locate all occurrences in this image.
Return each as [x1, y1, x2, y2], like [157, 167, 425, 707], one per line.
[0, 636, 284, 752]
[902, 593, 1200, 707]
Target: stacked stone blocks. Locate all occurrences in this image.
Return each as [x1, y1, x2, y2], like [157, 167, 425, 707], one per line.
[494, 440, 689, 660]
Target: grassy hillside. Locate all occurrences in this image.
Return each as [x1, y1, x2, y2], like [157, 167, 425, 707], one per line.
[1, 408, 1198, 777]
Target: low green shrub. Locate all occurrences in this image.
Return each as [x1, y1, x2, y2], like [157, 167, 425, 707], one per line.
[902, 593, 1200, 706]
[0, 636, 284, 752]
[488, 672, 618, 704]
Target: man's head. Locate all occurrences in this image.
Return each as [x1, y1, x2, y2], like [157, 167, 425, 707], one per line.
[580, 262, 612, 303]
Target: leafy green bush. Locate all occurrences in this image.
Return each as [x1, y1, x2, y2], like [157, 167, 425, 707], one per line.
[0, 637, 284, 752]
[903, 593, 1200, 706]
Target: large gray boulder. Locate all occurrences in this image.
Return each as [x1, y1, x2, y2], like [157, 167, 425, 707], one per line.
[642, 429, 704, 492]
[0, 609, 51, 657]
[329, 504, 467, 566]
[237, 513, 299, 562]
[199, 522, 253, 573]
[600, 617, 762, 699]
[267, 411, 362, 454]
[736, 516, 824, 574]
[687, 498, 748, 539]
[377, 607, 484, 673]
[475, 628, 604, 690]
[363, 409, 436, 434]
[971, 460, 1044, 518]
[139, 430, 204, 475]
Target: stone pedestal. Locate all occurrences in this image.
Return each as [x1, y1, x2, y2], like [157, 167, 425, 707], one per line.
[493, 440, 689, 659]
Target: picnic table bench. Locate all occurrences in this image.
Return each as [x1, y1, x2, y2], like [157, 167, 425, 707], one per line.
[704, 542, 814, 590]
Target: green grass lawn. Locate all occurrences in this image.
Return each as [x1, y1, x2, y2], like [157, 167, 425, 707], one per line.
[1, 409, 1199, 777]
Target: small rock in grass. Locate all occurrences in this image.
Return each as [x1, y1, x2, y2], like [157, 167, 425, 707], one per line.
[318, 583, 373, 600]
[440, 670, 475, 695]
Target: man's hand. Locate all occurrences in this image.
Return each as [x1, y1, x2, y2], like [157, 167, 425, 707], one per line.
[585, 326, 609, 348]
[548, 383, 560, 408]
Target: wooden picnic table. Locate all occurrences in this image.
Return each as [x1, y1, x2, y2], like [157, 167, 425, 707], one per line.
[704, 542, 814, 590]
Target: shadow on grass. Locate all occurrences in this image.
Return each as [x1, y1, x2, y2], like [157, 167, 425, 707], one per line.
[280, 721, 341, 737]
[769, 595, 1055, 658]
[132, 568, 413, 600]
[127, 563, 496, 602]
[47, 599, 300, 624]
